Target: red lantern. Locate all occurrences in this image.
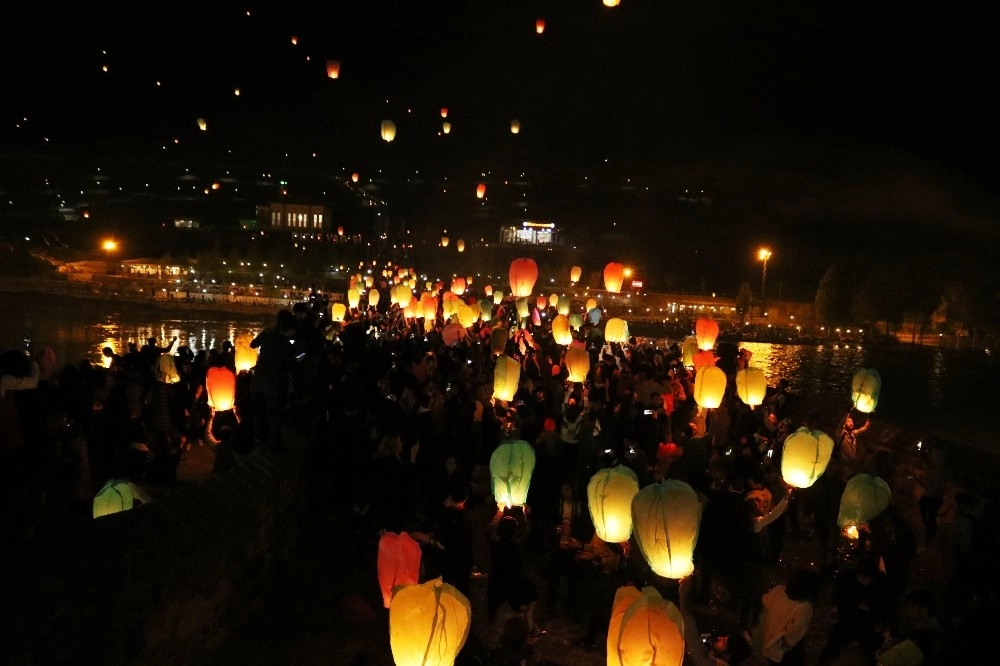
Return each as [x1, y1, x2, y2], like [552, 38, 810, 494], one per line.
[205, 366, 237, 411]
[476, 183, 486, 199]
[695, 318, 720, 351]
[377, 531, 422, 609]
[535, 18, 546, 34]
[692, 349, 716, 371]
[509, 258, 538, 297]
[604, 262, 626, 293]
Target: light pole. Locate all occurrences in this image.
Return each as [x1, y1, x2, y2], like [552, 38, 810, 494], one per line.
[757, 248, 771, 303]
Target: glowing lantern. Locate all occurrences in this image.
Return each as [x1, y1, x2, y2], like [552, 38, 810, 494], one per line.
[631, 479, 701, 579]
[493, 290, 504, 305]
[338, 226, 346, 237]
[476, 183, 486, 199]
[479, 300, 492, 321]
[535, 18, 546, 34]
[456, 239, 465, 252]
[442, 292, 461, 319]
[441, 236, 450, 247]
[510, 258, 538, 297]
[326, 59, 340, 79]
[608, 586, 685, 666]
[351, 173, 359, 183]
[695, 318, 720, 351]
[552, 315, 573, 345]
[604, 0, 622, 6]
[403, 300, 419, 319]
[93, 479, 134, 518]
[851, 368, 881, 413]
[197, 117, 207, 131]
[692, 350, 716, 372]
[392, 284, 412, 309]
[693, 366, 726, 408]
[205, 366, 237, 411]
[588, 466, 639, 543]
[451, 277, 467, 295]
[378, 532, 421, 609]
[568, 314, 583, 329]
[838, 474, 891, 528]
[604, 262, 626, 293]
[570, 265, 582, 283]
[491, 327, 508, 356]
[369, 289, 381, 309]
[510, 119, 520, 134]
[605, 318, 629, 344]
[557, 296, 571, 315]
[347, 288, 361, 309]
[290, 35, 298, 45]
[157, 355, 180, 384]
[781, 427, 834, 489]
[442, 122, 451, 134]
[234, 333, 257, 372]
[681, 337, 698, 368]
[735, 367, 767, 406]
[493, 355, 521, 402]
[536, 296, 549, 311]
[490, 439, 536, 509]
[586, 297, 598, 312]
[331, 303, 347, 322]
[484, 285, 493, 297]
[457, 304, 478, 328]
[531, 308, 542, 327]
[365, 275, 374, 288]
[440, 107, 448, 118]
[420, 293, 438, 321]
[549, 293, 559, 308]
[389, 578, 471, 666]
[381, 119, 396, 142]
[565, 344, 590, 383]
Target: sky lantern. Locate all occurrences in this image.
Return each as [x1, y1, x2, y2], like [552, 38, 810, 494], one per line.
[451, 277, 467, 295]
[531, 308, 542, 327]
[440, 121, 451, 134]
[347, 288, 361, 309]
[393, 284, 413, 308]
[205, 366, 237, 411]
[588, 466, 639, 543]
[570, 265, 582, 284]
[330, 303, 347, 322]
[493, 355, 521, 402]
[381, 119, 397, 142]
[389, 578, 471, 666]
[693, 366, 726, 408]
[157, 354, 180, 384]
[568, 313, 583, 330]
[338, 225, 346, 236]
[351, 173, 359, 183]
[631, 479, 702, 579]
[290, 35, 298, 45]
[197, 117, 207, 131]
[490, 439, 536, 509]
[681, 337, 698, 368]
[440, 107, 448, 118]
[547, 293, 558, 308]
[585, 297, 598, 312]
[483, 284, 493, 297]
[552, 315, 573, 345]
[476, 183, 486, 198]
[608, 586, 685, 666]
[93, 479, 134, 518]
[510, 119, 520, 134]
[535, 18, 546, 34]
[557, 296, 571, 315]
[509, 258, 538, 297]
[782, 427, 834, 489]
[377, 532, 421, 609]
[368, 289, 381, 309]
[851, 368, 881, 413]
[604, 0, 622, 6]
[493, 290, 504, 305]
[838, 474, 891, 528]
[440, 235, 449, 247]
[491, 327, 508, 356]
[442, 291, 461, 319]
[735, 367, 767, 406]
[536, 296, 549, 311]
[457, 304, 478, 328]
[695, 318, 720, 351]
[604, 262, 626, 293]
[605, 317, 629, 344]
[326, 59, 340, 78]
[234, 333, 257, 372]
[420, 293, 438, 321]
[588, 308, 601, 325]
[692, 349, 716, 372]
[403, 300, 419, 319]
[565, 344, 590, 383]
[456, 239, 465, 252]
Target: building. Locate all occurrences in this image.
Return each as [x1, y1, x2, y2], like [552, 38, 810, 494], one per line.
[257, 203, 332, 232]
[500, 221, 562, 246]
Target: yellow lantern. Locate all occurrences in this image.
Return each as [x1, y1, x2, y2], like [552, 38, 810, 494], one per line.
[548, 293, 559, 308]
[781, 427, 834, 489]
[608, 586, 685, 666]
[851, 368, 881, 413]
[515, 298, 530, 319]
[197, 117, 207, 131]
[441, 236, 450, 247]
[368, 289, 381, 309]
[695, 318, 720, 351]
[510, 119, 520, 134]
[234, 333, 257, 372]
[681, 337, 698, 368]
[552, 315, 573, 345]
[490, 327, 508, 356]
[378, 532, 421, 609]
[442, 121, 451, 134]
[389, 578, 471, 666]
[347, 288, 361, 309]
[93, 479, 134, 518]
[588, 466, 639, 543]
[403, 299, 418, 319]
[605, 317, 629, 344]
[570, 265, 582, 283]
[838, 474, 891, 528]
[393, 284, 413, 308]
[476, 183, 486, 199]
[493, 290, 503, 305]
[451, 277, 466, 295]
[490, 439, 536, 509]
[509, 258, 538, 297]
[381, 119, 396, 142]
[157, 354, 180, 384]
[331, 303, 347, 322]
[326, 59, 341, 79]
[457, 304, 478, 328]
[493, 355, 521, 402]
[442, 292, 461, 319]
[735, 367, 767, 406]
[585, 297, 598, 312]
[364, 275, 374, 288]
[535, 18, 546, 34]
[456, 239, 465, 252]
[693, 366, 726, 408]
[565, 344, 590, 383]
[631, 479, 702, 579]
[205, 366, 237, 411]
[604, 262, 626, 293]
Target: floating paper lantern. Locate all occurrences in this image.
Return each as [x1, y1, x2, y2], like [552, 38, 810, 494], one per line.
[631, 479, 701, 579]
[604, 0, 622, 6]
[479, 300, 492, 322]
[535, 18, 546, 34]
[442, 122, 451, 134]
[205, 366, 237, 411]
[515, 298, 530, 319]
[331, 302, 347, 322]
[451, 277, 466, 295]
[456, 239, 465, 252]
[197, 117, 207, 131]
[493, 355, 521, 402]
[510, 119, 520, 134]
[509, 258, 538, 297]
[493, 290, 504, 305]
[157, 354, 180, 384]
[420, 293, 438, 321]
[851, 368, 881, 413]
[549, 293, 559, 308]
[735, 367, 767, 406]
[693, 366, 726, 408]
[364, 275, 374, 288]
[570, 265, 582, 284]
[695, 318, 720, 351]
[440, 236, 450, 248]
[608, 586, 685, 666]
[440, 107, 448, 118]
[392, 284, 412, 308]
[568, 314, 583, 330]
[565, 344, 590, 383]
[369, 289, 381, 309]
[403, 300, 419, 319]
[552, 315, 573, 345]
[681, 337, 698, 368]
[781, 427, 835, 489]
[588, 466, 639, 543]
[484, 285, 493, 297]
[326, 59, 340, 79]
[442, 292, 461, 319]
[556, 296, 571, 315]
[604, 262, 626, 293]
[490, 327, 508, 356]
[537, 296, 549, 311]
[605, 318, 629, 344]
[457, 304, 478, 328]
[378, 532, 422, 609]
[347, 288, 361, 309]
[490, 439, 536, 509]
[290, 35, 298, 45]
[234, 333, 257, 372]
[389, 578, 471, 666]
[351, 173, 359, 183]
[692, 350, 716, 372]
[476, 183, 486, 199]
[532, 308, 542, 327]
[381, 119, 396, 142]
[93, 479, 134, 518]
[838, 474, 891, 528]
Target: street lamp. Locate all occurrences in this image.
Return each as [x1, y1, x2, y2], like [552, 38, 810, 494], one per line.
[757, 247, 772, 303]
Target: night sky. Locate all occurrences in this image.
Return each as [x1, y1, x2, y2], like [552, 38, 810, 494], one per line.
[2, 1, 998, 294]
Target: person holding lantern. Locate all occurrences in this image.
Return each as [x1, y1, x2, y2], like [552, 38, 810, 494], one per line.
[836, 413, 871, 480]
[250, 310, 296, 456]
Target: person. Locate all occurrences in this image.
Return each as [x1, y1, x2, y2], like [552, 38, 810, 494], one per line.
[836, 414, 871, 479]
[485, 576, 541, 653]
[817, 558, 886, 665]
[758, 570, 819, 665]
[918, 439, 951, 546]
[250, 310, 296, 455]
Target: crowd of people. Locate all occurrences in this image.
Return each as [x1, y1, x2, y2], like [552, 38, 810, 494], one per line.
[1, 291, 997, 665]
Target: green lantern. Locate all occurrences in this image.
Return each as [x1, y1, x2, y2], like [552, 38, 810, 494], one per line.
[490, 439, 536, 509]
[838, 474, 891, 528]
[93, 479, 134, 518]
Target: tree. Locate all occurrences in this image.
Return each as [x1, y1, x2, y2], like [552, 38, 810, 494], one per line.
[813, 264, 850, 325]
[735, 282, 753, 323]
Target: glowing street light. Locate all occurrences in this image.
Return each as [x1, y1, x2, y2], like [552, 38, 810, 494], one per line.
[102, 239, 118, 253]
[757, 247, 772, 303]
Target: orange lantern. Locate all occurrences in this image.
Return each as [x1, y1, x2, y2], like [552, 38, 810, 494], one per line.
[586, 297, 598, 312]
[605, 317, 629, 344]
[389, 578, 471, 666]
[421, 293, 438, 321]
[535, 18, 546, 34]
[457, 304, 478, 328]
[552, 315, 573, 345]
[456, 239, 465, 252]
[735, 367, 767, 406]
[326, 59, 340, 79]
[608, 586, 685, 666]
[536, 296, 549, 311]
[692, 349, 716, 372]
[350, 173, 359, 183]
[205, 366, 237, 411]
[565, 344, 590, 383]
[476, 183, 486, 199]
[493, 355, 521, 402]
[570, 265, 582, 284]
[510, 119, 520, 134]
[440, 107, 448, 118]
[378, 531, 421, 608]
[290, 35, 298, 45]
[695, 318, 720, 351]
[509, 258, 538, 297]
[234, 333, 257, 372]
[604, 262, 626, 293]
[441, 235, 450, 247]
[631, 479, 702, 579]
[694, 366, 726, 408]
[451, 277, 467, 295]
[442, 291, 461, 319]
